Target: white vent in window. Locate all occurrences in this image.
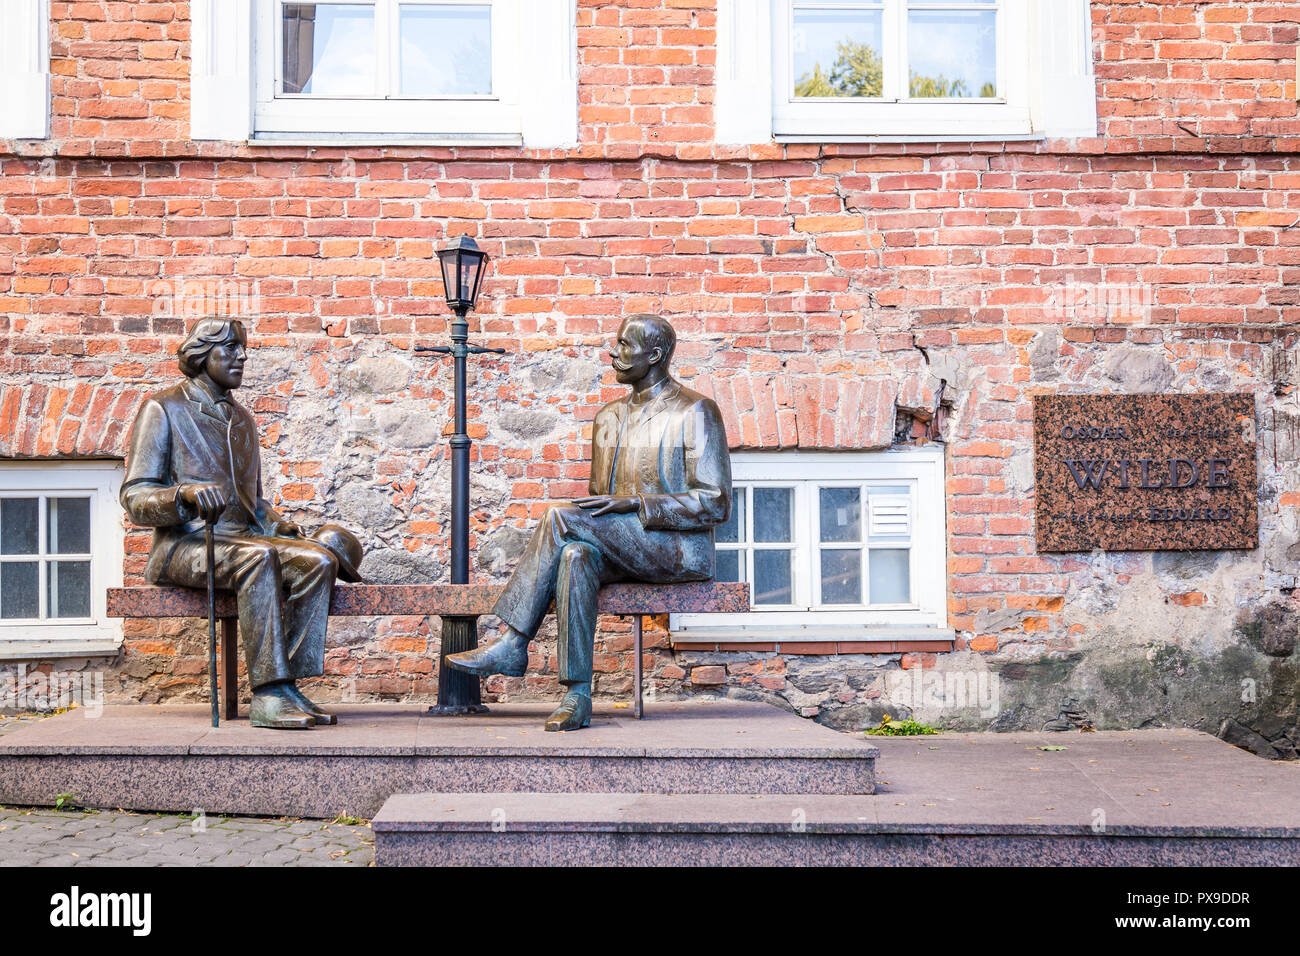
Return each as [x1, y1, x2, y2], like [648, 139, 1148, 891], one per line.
[869, 495, 911, 537]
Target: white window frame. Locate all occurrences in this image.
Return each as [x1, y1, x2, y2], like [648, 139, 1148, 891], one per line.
[0, 0, 51, 140]
[774, 0, 1030, 140]
[254, 0, 522, 142]
[0, 462, 124, 653]
[716, 0, 1095, 143]
[191, 0, 577, 147]
[672, 448, 947, 640]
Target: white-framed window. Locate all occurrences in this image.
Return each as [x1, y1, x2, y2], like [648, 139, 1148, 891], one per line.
[191, 0, 577, 147]
[0, 0, 51, 140]
[672, 448, 947, 639]
[0, 462, 124, 649]
[774, 0, 1029, 139]
[256, 0, 518, 140]
[716, 0, 1095, 143]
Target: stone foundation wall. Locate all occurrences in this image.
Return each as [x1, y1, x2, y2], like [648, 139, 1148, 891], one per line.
[1, 1, 1298, 754]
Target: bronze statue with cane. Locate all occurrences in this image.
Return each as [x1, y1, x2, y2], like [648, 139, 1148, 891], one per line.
[120, 319, 364, 729]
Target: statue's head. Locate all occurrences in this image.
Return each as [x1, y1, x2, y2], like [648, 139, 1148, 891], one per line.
[178, 318, 248, 391]
[611, 313, 675, 386]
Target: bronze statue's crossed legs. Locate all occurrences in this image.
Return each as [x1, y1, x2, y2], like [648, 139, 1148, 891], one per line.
[447, 504, 703, 730]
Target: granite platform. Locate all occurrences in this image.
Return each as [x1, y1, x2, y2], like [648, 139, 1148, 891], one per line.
[372, 729, 1300, 866]
[0, 700, 877, 819]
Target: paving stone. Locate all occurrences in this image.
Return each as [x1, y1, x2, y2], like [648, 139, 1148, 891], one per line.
[0, 805, 372, 866]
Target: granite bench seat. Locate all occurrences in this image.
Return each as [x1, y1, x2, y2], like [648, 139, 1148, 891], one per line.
[106, 582, 749, 720]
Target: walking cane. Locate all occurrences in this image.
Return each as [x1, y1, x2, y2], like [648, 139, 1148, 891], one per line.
[205, 517, 219, 728]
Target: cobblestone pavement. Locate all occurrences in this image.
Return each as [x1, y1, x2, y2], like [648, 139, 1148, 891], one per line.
[0, 715, 374, 867]
[0, 806, 374, 867]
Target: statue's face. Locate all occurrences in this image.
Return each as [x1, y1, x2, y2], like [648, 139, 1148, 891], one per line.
[610, 321, 660, 386]
[202, 332, 247, 391]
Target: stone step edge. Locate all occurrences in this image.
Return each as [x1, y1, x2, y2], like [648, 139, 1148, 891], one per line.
[371, 793, 1300, 840]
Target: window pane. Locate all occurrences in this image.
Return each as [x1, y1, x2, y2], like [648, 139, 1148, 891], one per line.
[819, 487, 860, 543]
[49, 497, 90, 554]
[400, 4, 492, 96]
[49, 561, 91, 619]
[0, 562, 38, 618]
[282, 3, 376, 96]
[716, 489, 744, 544]
[1, 498, 38, 555]
[792, 8, 884, 98]
[869, 548, 911, 604]
[820, 549, 862, 605]
[908, 9, 997, 98]
[715, 549, 741, 583]
[752, 488, 792, 543]
[753, 550, 792, 605]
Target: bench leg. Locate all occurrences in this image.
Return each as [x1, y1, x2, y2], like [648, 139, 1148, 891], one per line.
[221, 617, 238, 721]
[633, 614, 643, 720]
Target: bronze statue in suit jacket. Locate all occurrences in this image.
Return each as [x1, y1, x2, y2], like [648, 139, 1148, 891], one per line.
[120, 319, 363, 729]
[447, 314, 732, 730]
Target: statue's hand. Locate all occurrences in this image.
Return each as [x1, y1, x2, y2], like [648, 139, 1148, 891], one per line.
[574, 495, 638, 517]
[271, 520, 301, 538]
[179, 483, 227, 522]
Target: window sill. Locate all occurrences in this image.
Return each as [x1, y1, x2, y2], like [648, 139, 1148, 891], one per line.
[0, 639, 122, 662]
[247, 132, 524, 147]
[774, 133, 1045, 144]
[670, 627, 955, 655]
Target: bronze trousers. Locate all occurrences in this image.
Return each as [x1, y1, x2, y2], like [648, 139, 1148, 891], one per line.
[162, 532, 338, 690]
[491, 505, 708, 686]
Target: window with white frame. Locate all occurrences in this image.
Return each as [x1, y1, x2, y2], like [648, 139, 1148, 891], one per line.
[715, 0, 1095, 143]
[775, 0, 1028, 138]
[672, 448, 947, 638]
[256, 0, 520, 140]
[0, 463, 124, 647]
[0, 0, 51, 140]
[190, 0, 577, 146]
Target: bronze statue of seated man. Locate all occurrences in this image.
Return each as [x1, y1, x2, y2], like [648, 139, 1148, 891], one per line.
[120, 318, 363, 730]
[447, 314, 733, 730]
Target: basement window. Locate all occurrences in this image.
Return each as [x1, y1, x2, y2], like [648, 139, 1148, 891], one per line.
[0, 462, 124, 652]
[672, 448, 947, 640]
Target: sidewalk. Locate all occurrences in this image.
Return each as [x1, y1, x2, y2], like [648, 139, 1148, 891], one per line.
[0, 714, 373, 867]
[0, 806, 374, 867]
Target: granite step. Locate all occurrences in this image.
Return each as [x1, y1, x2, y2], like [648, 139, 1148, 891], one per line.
[372, 791, 1300, 867]
[0, 701, 877, 818]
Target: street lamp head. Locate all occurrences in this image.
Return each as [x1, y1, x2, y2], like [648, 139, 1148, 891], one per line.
[437, 234, 489, 315]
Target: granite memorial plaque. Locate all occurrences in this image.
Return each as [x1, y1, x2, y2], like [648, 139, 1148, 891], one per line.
[1034, 394, 1257, 552]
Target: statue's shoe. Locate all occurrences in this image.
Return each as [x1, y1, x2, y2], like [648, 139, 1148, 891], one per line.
[445, 636, 529, 677]
[284, 684, 337, 725]
[250, 686, 314, 730]
[544, 691, 592, 732]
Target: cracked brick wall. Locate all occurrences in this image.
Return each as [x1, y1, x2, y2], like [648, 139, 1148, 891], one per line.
[1, 2, 1299, 751]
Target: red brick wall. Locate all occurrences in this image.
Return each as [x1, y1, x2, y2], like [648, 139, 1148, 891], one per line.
[1, 2, 1298, 730]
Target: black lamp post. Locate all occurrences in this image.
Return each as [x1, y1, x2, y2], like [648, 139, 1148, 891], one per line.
[417, 234, 503, 715]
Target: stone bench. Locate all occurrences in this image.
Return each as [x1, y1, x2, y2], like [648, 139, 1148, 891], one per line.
[106, 582, 750, 721]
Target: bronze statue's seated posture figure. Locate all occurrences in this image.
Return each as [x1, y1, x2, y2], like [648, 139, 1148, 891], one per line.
[121, 319, 363, 730]
[447, 314, 733, 730]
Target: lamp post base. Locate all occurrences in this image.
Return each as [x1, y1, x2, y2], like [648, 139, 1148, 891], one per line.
[426, 703, 490, 716]
[431, 614, 489, 717]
